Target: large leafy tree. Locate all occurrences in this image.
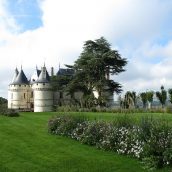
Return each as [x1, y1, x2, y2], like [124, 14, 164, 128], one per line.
[67, 37, 127, 107]
[156, 86, 167, 108]
[146, 91, 154, 109]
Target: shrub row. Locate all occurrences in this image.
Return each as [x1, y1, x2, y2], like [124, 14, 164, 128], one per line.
[48, 115, 172, 170]
[0, 105, 19, 117]
[55, 105, 172, 114]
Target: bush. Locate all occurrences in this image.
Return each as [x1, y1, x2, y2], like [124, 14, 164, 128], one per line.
[2, 109, 20, 117]
[48, 115, 172, 169]
[0, 105, 20, 117]
[48, 115, 86, 136]
[166, 105, 172, 113]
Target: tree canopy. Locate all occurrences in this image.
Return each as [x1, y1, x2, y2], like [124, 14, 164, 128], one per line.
[67, 37, 127, 107]
[156, 86, 167, 108]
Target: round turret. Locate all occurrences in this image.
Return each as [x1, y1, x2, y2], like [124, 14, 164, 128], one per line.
[32, 65, 53, 112]
[8, 68, 32, 110]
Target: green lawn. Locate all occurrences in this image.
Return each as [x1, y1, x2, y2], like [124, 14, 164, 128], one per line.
[0, 112, 171, 172]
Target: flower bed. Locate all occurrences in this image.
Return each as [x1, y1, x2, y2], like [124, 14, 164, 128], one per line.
[48, 115, 172, 169]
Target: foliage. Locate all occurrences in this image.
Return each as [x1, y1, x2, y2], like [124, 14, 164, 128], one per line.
[146, 91, 154, 109]
[120, 91, 137, 109]
[66, 37, 127, 107]
[50, 74, 73, 91]
[1, 109, 20, 117]
[140, 92, 147, 108]
[48, 115, 86, 136]
[156, 86, 167, 108]
[49, 115, 172, 170]
[0, 97, 7, 104]
[0, 104, 19, 117]
[168, 88, 172, 104]
[166, 105, 172, 113]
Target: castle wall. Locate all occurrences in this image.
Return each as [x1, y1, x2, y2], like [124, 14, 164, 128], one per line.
[32, 83, 53, 112]
[53, 91, 84, 106]
[8, 84, 32, 110]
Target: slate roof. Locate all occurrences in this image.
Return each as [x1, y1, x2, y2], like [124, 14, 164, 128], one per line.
[57, 68, 74, 76]
[11, 69, 29, 85]
[30, 68, 41, 84]
[36, 69, 41, 76]
[35, 66, 50, 83]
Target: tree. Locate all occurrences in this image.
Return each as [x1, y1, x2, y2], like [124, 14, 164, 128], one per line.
[146, 91, 154, 109]
[140, 92, 147, 109]
[131, 91, 137, 108]
[168, 88, 172, 104]
[67, 37, 127, 107]
[120, 91, 137, 109]
[0, 97, 7, 104]
[156, 86, 167, 108]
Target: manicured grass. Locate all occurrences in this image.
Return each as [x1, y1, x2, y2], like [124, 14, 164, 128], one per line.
[0, 112, 171, 172]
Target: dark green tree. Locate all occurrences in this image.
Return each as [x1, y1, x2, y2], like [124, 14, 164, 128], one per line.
[67, 37, 127, 107]
[168, 88, 172, 104]
[146, 91, 154, 109]
[0, 97, 7, 104]
[156, 86, 167, 108]
[140, 92, 147, 109]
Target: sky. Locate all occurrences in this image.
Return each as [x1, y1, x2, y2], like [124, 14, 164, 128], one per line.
[1, 0, 172, 98]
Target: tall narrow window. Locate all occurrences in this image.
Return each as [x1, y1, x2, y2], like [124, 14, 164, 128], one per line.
[11, 93, 13, 99]
[24, 93, 26, 99]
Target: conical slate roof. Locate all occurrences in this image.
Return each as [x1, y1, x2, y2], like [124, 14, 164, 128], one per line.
[11, 69, 29, 85]
[35, 66, 50, 83]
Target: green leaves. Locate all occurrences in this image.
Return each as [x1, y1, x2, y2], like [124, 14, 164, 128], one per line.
[67, 37, 127, 107]
[156, 86, 167, 108]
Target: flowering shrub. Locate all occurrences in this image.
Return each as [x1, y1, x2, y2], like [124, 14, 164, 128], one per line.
[48, 115, 86, 136]
[48, 115, 172, 169]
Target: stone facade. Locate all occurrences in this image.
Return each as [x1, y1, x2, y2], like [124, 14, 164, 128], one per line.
[8, 65, 114, 112]
[8, 66, 53, 112]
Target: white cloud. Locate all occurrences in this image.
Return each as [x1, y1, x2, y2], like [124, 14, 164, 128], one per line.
[1, 0, 172, 98]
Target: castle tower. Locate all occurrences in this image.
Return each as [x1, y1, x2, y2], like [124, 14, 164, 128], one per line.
[32, 65, 53, 112]
[8, 67, 31, 110]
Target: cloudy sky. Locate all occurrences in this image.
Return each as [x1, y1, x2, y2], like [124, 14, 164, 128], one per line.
[1, 0, 172, 98]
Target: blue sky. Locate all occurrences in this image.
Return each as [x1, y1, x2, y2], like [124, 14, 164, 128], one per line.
[6, 0, 42, 32]
[0, 0, 172, 98]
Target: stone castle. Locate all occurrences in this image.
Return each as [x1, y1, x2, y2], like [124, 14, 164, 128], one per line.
[8, 65, 114, 112]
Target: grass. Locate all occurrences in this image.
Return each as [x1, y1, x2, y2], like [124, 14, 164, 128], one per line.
[0, 112, 171, 172]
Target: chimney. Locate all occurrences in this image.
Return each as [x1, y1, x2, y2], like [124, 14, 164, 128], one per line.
[51, 67, 54, 76]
